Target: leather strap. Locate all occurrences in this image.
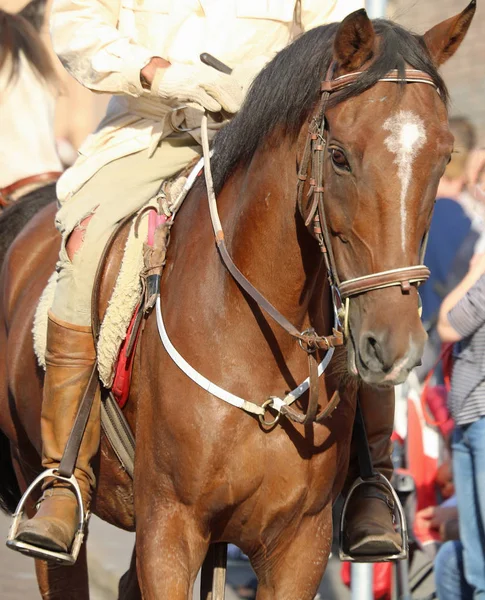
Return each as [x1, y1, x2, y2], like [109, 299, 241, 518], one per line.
[58, 364, 99, 478]
[324, 69, 438, 94]
[354, 400, 375, 480]
[0, 171, 62, 206]
[217, 238, 343, 350]
[339, 265, 431, 298]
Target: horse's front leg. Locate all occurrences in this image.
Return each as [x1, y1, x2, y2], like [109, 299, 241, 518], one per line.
[253, 504, 333, 600]
[135, 501, 209, 599]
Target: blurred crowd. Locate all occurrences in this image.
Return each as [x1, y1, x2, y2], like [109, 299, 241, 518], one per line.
[410, 119, 485, 600]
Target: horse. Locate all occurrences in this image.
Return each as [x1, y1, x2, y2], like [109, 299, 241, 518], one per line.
[0, 3, 475, 599]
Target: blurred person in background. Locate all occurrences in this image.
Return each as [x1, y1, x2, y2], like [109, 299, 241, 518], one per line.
[416, 117, 479, 381]
[11, 0, 405, 568]
[466, 150, 485, 253]
[436, 251, 485, 600]
[0, 2, 63, 204]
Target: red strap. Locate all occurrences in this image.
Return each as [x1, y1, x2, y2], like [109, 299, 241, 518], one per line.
[420, 343, 454, 427]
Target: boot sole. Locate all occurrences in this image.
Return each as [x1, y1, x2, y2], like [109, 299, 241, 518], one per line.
[15, 529, 68, 554]
[348, 534, 402, 557]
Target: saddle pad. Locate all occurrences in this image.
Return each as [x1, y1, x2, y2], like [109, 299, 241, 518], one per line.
[33, 159, 203, 391]
[32, 201, 155, 385]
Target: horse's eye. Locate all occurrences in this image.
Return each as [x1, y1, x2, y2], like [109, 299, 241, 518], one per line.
[329, 148, 350, 171]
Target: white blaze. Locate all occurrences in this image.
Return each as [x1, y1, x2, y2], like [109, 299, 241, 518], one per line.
[383, 111, 427, 251]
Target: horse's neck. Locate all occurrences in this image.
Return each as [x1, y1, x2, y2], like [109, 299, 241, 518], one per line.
[0, 55, 62, 188]
[168, 141, 328, 344]
[222, 146, 326, 328]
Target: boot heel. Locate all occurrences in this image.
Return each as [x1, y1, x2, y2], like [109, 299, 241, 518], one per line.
[6, 468, 89, 565]
[339, 472, 408, 562]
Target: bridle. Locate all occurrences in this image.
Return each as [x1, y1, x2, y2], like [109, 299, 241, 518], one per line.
[296, 64, 435, 337]
[166, 63, 440, 426]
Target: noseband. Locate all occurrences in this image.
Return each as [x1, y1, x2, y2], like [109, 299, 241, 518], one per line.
[296, 66, 436, 334]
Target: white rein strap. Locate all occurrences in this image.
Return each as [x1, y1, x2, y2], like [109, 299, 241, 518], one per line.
[156, 296, 334, 420]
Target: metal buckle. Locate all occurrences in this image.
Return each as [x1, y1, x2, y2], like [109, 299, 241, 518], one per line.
[6, 468, 89, 566]
[339, 473, 408, 563]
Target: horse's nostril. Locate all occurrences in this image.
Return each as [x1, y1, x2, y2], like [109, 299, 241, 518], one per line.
[368, 335, 380, 359]
[360, 332, 389, 372]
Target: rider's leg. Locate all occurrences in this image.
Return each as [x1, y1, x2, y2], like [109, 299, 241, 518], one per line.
[13, 137, 201, 556]
[342, 384, 402, 558]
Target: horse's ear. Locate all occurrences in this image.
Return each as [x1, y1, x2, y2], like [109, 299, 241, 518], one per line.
[333, 9, 375, 73]
[423, 0, 476, 66]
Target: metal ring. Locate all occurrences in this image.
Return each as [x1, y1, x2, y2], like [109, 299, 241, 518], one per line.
[298, 328, 317, 353]
[258, 398, 281, 427]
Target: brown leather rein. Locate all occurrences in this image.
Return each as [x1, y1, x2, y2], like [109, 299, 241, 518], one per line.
[201, 66, 439, 426]
[0, 171, 62, 207]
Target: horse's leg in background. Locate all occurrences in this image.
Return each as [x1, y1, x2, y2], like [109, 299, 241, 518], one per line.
[119, 546, 142, 600]
[200, 543, 228, 600]
[135, 505, 209, 599]
[11, 450, 90, 599]
[34, 547, 89, 600]
[252, 505, 333, 600]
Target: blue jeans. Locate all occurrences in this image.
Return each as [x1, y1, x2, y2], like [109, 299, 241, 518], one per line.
[452, 418, 485, 599]
[435, 540, 473, 600]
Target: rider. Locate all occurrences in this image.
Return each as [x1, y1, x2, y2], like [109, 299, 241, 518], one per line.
[12, 0, 401, 561]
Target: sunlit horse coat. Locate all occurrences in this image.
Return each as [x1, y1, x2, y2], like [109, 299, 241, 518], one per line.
[51, 0, 364, 201]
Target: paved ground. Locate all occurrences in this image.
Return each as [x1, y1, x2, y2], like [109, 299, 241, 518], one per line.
[0, 511, 350, 599]
[0, 510, 433, 599]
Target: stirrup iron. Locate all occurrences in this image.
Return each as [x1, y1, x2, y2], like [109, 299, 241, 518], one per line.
[6, 468, 89, 565]
[339, 472, 408, 563]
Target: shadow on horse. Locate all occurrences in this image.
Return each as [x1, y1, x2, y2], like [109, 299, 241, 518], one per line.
[0, 3, 475, 599]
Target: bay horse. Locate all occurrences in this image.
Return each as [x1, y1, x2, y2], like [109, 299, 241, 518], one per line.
[0, 4, 475, 599]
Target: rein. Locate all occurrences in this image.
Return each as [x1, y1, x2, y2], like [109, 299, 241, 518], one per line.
[159, 65, 439, 427]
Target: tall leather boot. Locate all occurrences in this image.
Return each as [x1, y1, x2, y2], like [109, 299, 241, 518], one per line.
[15, 313, 100, 554]
[342, 384, 402, 558]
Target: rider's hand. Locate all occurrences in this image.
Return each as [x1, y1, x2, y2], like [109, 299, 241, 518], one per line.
[155, 63, 243, 114]
[140, 56, 171, 89]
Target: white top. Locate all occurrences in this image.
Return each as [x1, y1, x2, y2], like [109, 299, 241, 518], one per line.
[51, 0, 364, 201]
[0, 54, 62, 188]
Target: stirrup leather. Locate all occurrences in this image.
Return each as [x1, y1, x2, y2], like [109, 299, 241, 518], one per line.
[339, 472, 408, 563]
[6, 468, 89, 565]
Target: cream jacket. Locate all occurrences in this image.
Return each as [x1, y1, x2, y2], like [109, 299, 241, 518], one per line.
[52, 0, 364, 200]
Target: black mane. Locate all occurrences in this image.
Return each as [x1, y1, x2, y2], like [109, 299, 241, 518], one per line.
[212, 19, 448, 193]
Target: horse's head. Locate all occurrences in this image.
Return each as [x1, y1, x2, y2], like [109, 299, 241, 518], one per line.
[319, 3, 475, 385]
